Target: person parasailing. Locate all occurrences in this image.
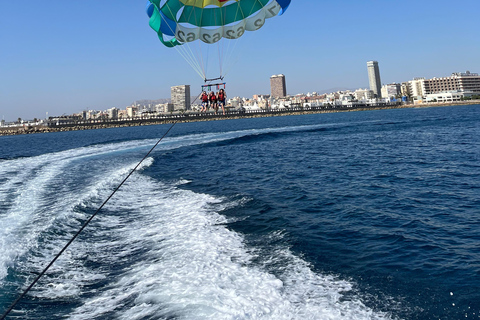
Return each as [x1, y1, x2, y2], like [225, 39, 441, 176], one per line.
[209, 91, 218, 114]
[218, 88, 227, 115]
[201, 91, 209, 113]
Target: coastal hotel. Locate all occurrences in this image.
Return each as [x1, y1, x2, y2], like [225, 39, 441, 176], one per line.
[408, 71, 480, 102]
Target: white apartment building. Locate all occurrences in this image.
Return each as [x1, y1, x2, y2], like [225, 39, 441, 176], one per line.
[409, 78, 426, 98]
[107, 107, 119, 119]
[425, 91, 465, 103]
[401, 82, 411, 98]
[381, 83, 401, 99]
[126, 106, 137, 118]
[354, 89, 374, 100]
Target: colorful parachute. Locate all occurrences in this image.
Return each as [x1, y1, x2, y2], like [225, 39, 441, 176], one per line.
[146, 0, 291, 81]
[146, 0, 291, 48]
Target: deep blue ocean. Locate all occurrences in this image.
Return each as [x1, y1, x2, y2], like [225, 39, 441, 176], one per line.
[0, 105, 479, 320]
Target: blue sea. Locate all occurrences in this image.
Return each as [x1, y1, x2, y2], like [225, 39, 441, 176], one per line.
[1, 105, 479, 320]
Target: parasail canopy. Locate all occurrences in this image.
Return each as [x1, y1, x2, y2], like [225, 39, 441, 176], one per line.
[146, 0, 291, 81]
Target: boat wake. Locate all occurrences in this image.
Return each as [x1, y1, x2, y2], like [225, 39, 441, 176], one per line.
[1, 128, 396, 319]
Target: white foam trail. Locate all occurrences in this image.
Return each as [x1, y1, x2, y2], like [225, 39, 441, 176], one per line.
[1, 126, 396, 319]
[0, 139, 155, 283]
[0, 156, 72, 281]
[24, 158, 155, 299]
[63, 175, 393, 320]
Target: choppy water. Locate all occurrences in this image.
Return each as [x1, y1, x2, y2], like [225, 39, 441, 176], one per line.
[1, 105, 479, 320]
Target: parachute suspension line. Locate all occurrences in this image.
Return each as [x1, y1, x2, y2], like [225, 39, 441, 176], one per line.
[216, 41, 222, 78]
[205, 44, 211, 80]
[193, 42, 205, 80]
[0, 119, 183, 320]
[162, 3, 206, 80]
[222, 38, 242, 79]
[178, 38, 208, 80]
[184, 2, 213, 81]
[174, 42, 205, 81]
[224, 0, 273, 79]
[217, 5, 225, 79]
[222, 1, 244, 80]
[173, 45, 205, 80]
[186, 6, 207, 80]
[221, 2, 254, 79]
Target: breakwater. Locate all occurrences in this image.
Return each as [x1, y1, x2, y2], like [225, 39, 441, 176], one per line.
[1, 101, 479, 136]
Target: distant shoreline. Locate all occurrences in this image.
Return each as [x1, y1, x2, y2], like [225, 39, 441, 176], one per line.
[1, 101, 479, 137]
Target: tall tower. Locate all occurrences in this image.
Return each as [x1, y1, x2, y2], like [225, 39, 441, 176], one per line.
[270, 74, 287, 98]
[171, 85, 191, 111]
[367, 61, 382, 98]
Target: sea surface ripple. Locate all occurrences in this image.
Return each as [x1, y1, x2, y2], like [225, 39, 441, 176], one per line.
[0, 105, 479, 319]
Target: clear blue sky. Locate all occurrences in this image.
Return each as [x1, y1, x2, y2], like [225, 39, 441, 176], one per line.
[1, 0, 479, 121]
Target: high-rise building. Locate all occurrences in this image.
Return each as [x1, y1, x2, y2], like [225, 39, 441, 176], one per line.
[270, 74, 287, 98]
[171, 85, 191, 111]
[367, 61, 382, 98]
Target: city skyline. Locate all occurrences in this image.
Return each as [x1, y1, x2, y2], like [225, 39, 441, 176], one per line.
[1, 1, 479, 121]
[3, 66, 479, 123]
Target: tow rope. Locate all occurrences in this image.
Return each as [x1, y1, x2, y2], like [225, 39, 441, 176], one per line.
[0, 94, 203, 319]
